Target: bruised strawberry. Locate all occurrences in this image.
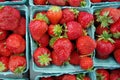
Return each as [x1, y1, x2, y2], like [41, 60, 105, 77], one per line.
[13, 17, 26, 36]
[9, 55, 26, 74]
[66, 21, 83, 40]
[34, 0, 47, 5]
[77, 36, 96, 55]
[79, 56, 93, 70]
[47, 6, 62, 24]
[37, 33, 49, 47]
[78, 11, 94, 29]
[48, 0, 66, 6]
[6, 34, 26, 54]
[41, 77, 54, 80]
[69, 51, 80, 65]
[0, 56, 9, 72]
[91, 0, 102, 3]
[33, 47, 52, 67]
[62, 74, 76, 80]
[96, 25, 109, 35]
[48, 24, 62, 37]
[0, 6, 20, 31]
[114, 39, 120, 50]
[114, 49, 120, 64]
[0, 29, 8, 40]
[29, 20, 48, 41]
[53, 38, 72, 62]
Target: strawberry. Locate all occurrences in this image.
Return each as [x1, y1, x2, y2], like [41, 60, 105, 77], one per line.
[48, 24, 62, 37]
[108, 0, 120, 2]
[77, 11, 94, 29]
[96, 31, 115, 59]
[83, 76, 91, 80]
[41, 77, 54, 80]
[54, 75, 64, 80]
[53, 38, 72, 62]
[0, 56, 9, 72]
[114, 49, 120, 64]
[96, 25, 109, 35]
[0, 29, 8, 41]
[79, 56, 93, 70]
[66, 21, 83, 40]
[0, 0, 5, 2]
[9, 55, 26, 74]
[48, 0, 66, 6]
[91, 0, 102, 3]
[13, 17, 26, 36]
[46, 6, 62, 24]
[69, 51, 80, 65]
[68, 0, 86, 7]
[37, 33, 49, 47]
[34, 0, 47, 5]
[29, 20, 48, 41]
[110, 69, 120, 80]
[114, 39, 120, 50]
[96, 69, 109, 80]
[0, 6, 20, 31]
[62, 74, 76, 80]
[76, 36, 96, 55]
[6, 34, 26, 54]
[33, 47, 52, 67]
[77, 73, 91, 80]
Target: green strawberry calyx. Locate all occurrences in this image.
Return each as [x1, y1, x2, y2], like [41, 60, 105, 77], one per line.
[53, 24, 62, 37]
[80, 1, 86, 7]
[70, 8, 79, 18]
[49, 6, 61, 12]
[14, 66, 25, 74]
[0, 6, 4, 10]
[0, 62, 5, 72]
[49, 37, 59, 48]
[113, 32, 120, 39]
[76, 73, 86, 80]
[96, 73, 105, 80]
[38, 53, 52, 66]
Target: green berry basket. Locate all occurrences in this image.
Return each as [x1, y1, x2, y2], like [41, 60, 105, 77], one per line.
[29, 6, 95, 73]
[0, 5, 29, 78]
[0, 0, 26, 5]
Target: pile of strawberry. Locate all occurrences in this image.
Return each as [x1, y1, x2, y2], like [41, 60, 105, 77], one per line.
[91, 0, 120, 3]
[40, 73, 91, 80]
[33, 0, 86, 7]
[96, 69, 120, 80]
[94, 7, 120, 63]
[29, 6, 96, 71]
[0, 6, 26, 74]
[0, 0, 21, 2]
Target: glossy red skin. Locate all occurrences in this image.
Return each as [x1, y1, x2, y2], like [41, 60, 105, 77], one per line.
[9, 55, 26, 73]
[0, 29, 8, 40]
[77, 36, 96, 55]
[110, 69, 120, 80]
[51, 51, 64, 66]
[96, 40, 115, 59]
[60, 8, 75, 24]
[68, 0, 82, 7]
[14, 17, 26, 36]
[110, 18, 120, 34]
[69, 51, 80, 65]
[41, 77, 54, 80]
[37, 33, 49, 47]
[66, 21, 83, 40]
[79, 56, 93, 70]
[33, 47, 51, 67]
[6, 34, 26, 54]
[0, 6, 20, 31]
[83, 76, 91, 80]
[54, 75, 64, 80]
[62, 74, 76, 80]
[91, 0, 102, 3]
[114, 49, 120, 64]
[0, 56, 9, 72]
[100, 7, 120, 23]
[29, 20, 48, 41]
[96, 69, 109, 80]
[53, 38, 72, 62]
[48, 0, 66, 6]
[48, 24, 57, 37]
[78, 11, 94, 29]
[96, 25, 109, 35]
[114, 39, 120, 50]
[34, 0, 47, 5]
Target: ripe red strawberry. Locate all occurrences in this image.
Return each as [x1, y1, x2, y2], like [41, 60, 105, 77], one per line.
[13, 17, 26, 36]
[66, 21, 83, 40]
[34, 0, 47, 5]
[48, 24, 62, 37]
[68, 0, 85, 7]
[0, 29, 8, 40]
[9, 55, 26, 74]
[96, 31, 115, 59]
[69, 51, 80, 65]
[53, 38, 72, 62]
[46, 6, 62, 24]
[29, 20, 48, 41]
[79, 56, 93, 70]
[0, 56, 9, 72]
[108, 0, 120, 2]
[51, 51, 64, 66]
[77, 74, 91, 80]
[110, 69, 120, 80]
[33, 47, 52, 67]
[0, 6, 20, 31]
[114, 49, 120, 64]
[48, 0, 66, 6]
[96, 69, 109, 80]
[62, 74, 76, 80]
[96, 25, 109, 35]
[77, 36, 96, 55]
[37, 33, 49, 47]
[114, 39, 120, 50]
[41, 77, 54, 80]
[91, 0, 102, 3]
[6, 34, 26, 54]
[0, 0, 5, 2]
[83, 76, 91, 80]
[60, 8, 78, 24]
[54, 75, 64, 80]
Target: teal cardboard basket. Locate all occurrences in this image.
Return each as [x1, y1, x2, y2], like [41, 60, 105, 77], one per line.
[0, 5, 29, 78]
[30, 6, 95, 73]
[0, 78, 28, 80]
[92, 4, 120, 69]
[0, 0, 26, 5]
